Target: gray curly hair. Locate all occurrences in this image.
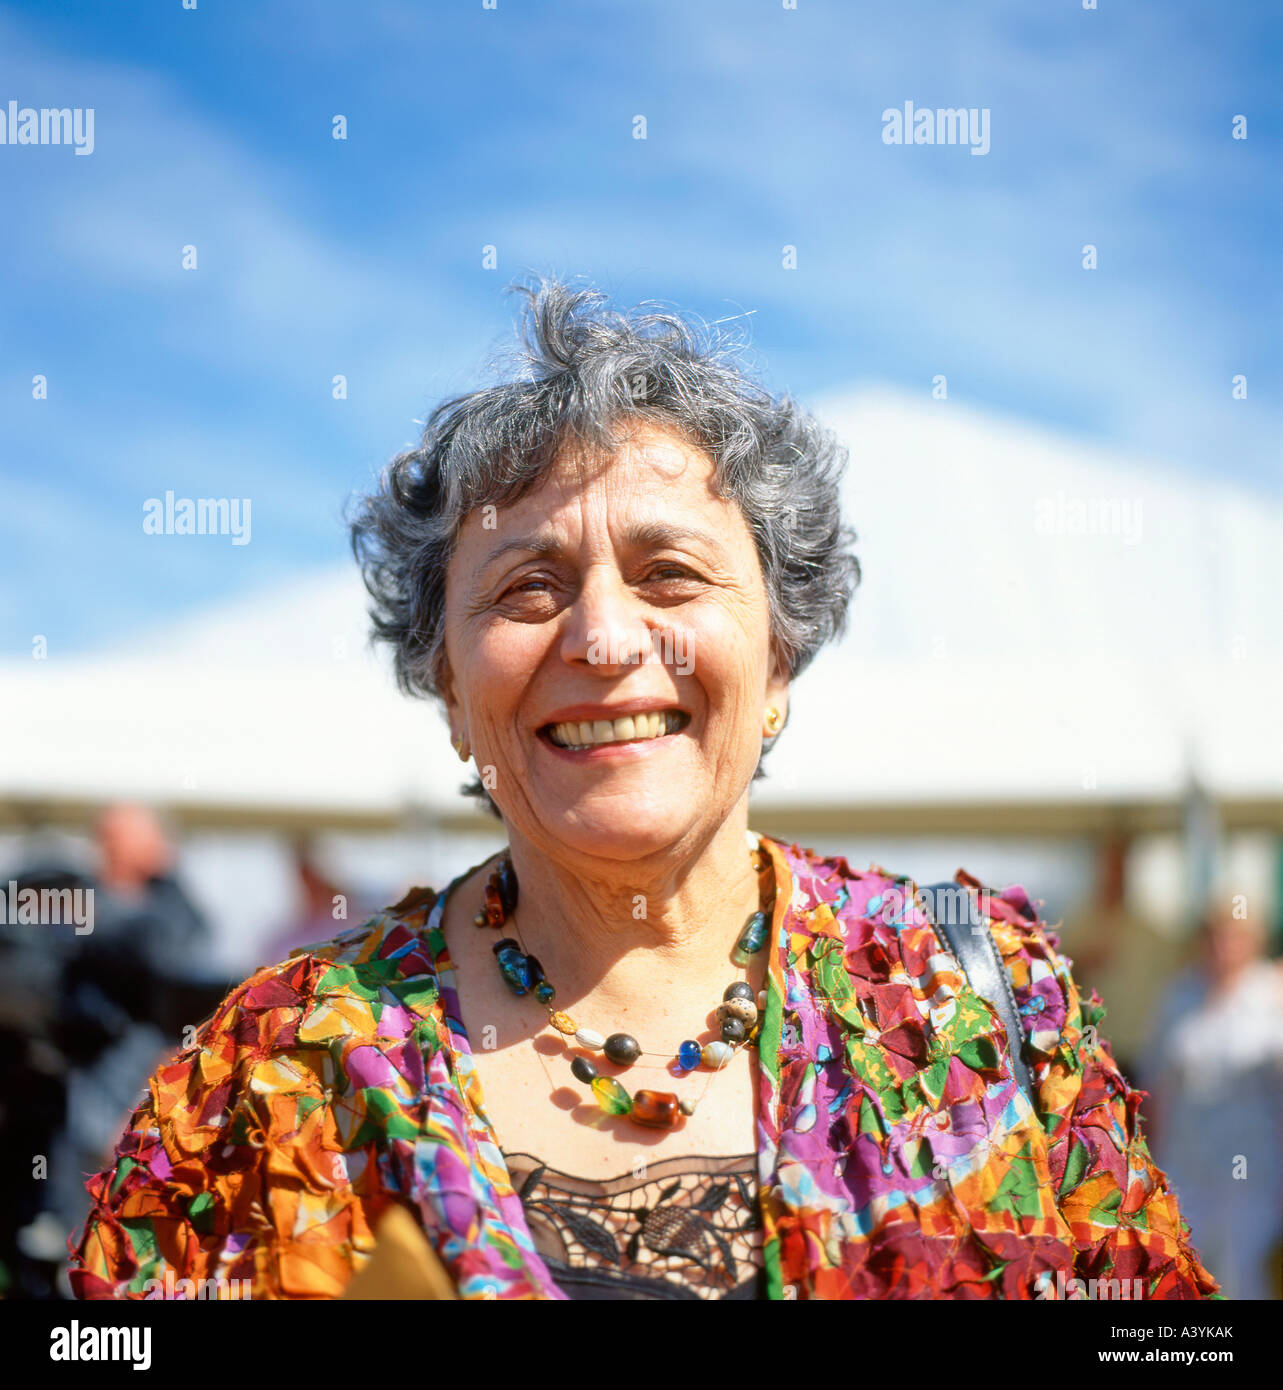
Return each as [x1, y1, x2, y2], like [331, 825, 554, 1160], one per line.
[350, 277, 860, 815]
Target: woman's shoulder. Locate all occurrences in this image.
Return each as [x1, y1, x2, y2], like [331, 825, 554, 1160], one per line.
[202, 884, 445, 1046]
[775, 838, 1083, 1037]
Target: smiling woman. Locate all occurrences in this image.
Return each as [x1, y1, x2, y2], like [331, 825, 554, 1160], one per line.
[68, 279, 1218, 1302]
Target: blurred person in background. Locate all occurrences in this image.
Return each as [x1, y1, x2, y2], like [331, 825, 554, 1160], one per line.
[1140, 905, 1283, 1299]
[0, 804, 221, 1297]
[262, 838, 356, 962]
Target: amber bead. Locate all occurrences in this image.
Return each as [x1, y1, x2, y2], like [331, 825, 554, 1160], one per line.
[631, 1090, 682, 1128]
[549, 1011, 578, 1035]
[483, 881, 505, 928]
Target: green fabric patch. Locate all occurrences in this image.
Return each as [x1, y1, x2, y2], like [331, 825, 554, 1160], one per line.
[1058, 1139, 1090, 1199]
[121, 1218, 159, 1273]
[1088, 1187, 1123, 1228]
[109, 1155, 140, 1198]
[187, 1191, 216, 1236]
[989, 1142, 1044, 1221]
[956, 1035, 1001, 1075]
[348, 1086, 420, 1147]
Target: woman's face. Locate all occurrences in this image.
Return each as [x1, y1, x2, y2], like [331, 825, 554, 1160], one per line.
[439, 422, 789, 863]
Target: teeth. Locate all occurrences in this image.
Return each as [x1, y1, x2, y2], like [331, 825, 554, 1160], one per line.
[548, 711, 682, 749]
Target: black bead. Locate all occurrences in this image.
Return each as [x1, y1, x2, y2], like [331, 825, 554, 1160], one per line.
[721, 1017, 747, 1044]
[603, 1032, 641, 1065]
[723, 981, 755, 1003]
[571, 1055, 598, 1085]
[491, 936, 521, 956]
[525, 952, 546, 982]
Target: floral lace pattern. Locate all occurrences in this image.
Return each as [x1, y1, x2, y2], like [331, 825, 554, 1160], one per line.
[502, 1151, 764, 1300]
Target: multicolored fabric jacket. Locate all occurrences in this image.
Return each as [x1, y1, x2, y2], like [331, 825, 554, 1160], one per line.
[69, 836, 1218, 1300]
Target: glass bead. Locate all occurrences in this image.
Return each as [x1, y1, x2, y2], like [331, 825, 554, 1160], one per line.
[631, 1090, 681, 1128]
[603, 1032, 641, 1065]
[701, 1040, 733, 1069]
[496, 858, 518, 914]
[575, 1027, 605, 1050]
[534, 981, 555, 1003]
[732, 910, 769, 966]
[549, 1011, 578, 1035]
[678, 1097, 698, 1116]
[495, 945, 531, 995]
[677, 1040, 702, 1071]
[571, 1055, 598, 1085]
[483, 881, 505, 928]
[591, 1076, 631, 1115]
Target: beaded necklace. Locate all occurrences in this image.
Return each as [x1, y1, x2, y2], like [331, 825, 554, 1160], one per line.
[472, 842, 775, 1130]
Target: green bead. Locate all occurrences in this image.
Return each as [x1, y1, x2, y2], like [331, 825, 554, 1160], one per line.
[534, 980, 556, 1003]
[732, 910, 769, 966]
[591, 1076, 632, 1115]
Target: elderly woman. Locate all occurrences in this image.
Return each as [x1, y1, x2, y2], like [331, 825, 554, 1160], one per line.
[71, 282, 1216, 1301]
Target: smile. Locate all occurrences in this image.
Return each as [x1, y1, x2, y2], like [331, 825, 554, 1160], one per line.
[542, 710, 690, 751]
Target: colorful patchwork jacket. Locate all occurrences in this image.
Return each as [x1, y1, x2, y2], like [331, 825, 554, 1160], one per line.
[69, 835, 1218, 1300]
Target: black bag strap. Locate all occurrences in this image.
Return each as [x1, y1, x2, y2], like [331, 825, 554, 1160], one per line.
[918, 881, 1037, 1107]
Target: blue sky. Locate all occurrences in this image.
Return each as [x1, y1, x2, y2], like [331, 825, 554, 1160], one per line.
[2, 0, 1278, 656]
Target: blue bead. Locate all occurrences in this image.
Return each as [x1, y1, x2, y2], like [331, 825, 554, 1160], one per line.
[496, 945, 532, 994]
[534, 981, 555, 1003]
[677, 1040, 702, 1071]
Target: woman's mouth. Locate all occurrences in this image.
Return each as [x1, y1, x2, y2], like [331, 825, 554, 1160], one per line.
[541, 709, 690, 751]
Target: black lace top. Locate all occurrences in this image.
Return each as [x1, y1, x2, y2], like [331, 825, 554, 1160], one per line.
[502, 1150, 767, 1300]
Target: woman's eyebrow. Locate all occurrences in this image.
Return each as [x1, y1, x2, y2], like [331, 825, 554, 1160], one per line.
[477, 534, 565, 574]
[622, 520, 723, 553]
[478, 522, 722, 574]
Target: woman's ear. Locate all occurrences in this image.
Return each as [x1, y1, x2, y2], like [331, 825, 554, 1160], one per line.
[436, 654, 464, 732]
[765, 649, 790, 731]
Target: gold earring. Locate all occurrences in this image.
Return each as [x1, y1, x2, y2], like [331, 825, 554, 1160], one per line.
[764, 707, 782, 734]
[453, 732, 471, 763]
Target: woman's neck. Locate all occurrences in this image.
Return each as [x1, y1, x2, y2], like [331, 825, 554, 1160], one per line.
[501, 816, 768, 1017]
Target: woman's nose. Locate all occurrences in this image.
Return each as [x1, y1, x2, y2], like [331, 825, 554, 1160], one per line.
[559, 569, 653, 671]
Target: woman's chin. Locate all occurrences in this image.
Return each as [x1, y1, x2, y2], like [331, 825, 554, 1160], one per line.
[525, 800, 694, 862]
